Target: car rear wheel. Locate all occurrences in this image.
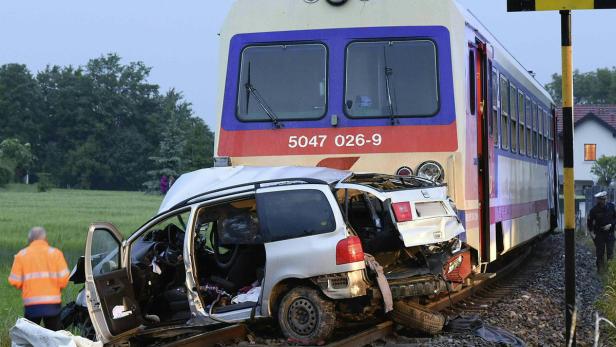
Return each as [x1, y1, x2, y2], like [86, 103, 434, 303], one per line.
[278, 286, 336, 344]
[391, 300, 445, 335]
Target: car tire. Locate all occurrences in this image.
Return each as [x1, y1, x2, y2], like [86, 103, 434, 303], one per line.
[391, 300, 445, 335]
[278, 286, 336, 344]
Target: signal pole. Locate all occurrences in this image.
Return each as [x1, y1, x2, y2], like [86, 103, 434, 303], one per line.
[560, 10, 576, 346]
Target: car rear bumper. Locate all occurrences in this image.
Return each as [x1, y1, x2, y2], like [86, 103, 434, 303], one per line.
[314, 270, 370, 300]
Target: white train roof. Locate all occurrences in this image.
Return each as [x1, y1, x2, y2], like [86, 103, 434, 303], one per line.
[222, 0, 464, 38]
[159, 166, 350, 213]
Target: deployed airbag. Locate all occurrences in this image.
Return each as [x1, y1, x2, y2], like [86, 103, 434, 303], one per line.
[10, 318, 102, 347]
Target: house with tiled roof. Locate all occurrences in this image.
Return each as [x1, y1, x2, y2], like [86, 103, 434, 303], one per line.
[556, 105, 616, 188]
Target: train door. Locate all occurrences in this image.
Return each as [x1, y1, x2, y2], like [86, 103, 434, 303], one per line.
[472, 40, 492, 263]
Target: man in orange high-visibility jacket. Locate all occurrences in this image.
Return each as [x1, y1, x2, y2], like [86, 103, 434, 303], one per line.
[8, 226, 70, 331]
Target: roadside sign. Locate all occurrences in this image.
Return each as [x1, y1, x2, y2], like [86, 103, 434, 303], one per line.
[508, 0, 616, 11]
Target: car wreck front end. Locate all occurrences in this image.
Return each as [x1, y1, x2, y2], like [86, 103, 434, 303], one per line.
[333, 174, 472, 304]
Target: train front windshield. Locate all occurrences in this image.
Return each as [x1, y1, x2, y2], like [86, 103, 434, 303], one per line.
[235, 40, 440, 122]
[237, 43, 327, 121]
[345, 40, 439, 118]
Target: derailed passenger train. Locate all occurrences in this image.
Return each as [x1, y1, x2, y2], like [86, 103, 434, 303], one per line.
[214, 0, 559, 267]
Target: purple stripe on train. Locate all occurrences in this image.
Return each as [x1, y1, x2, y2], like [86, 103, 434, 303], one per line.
[221, 26, 455, 131]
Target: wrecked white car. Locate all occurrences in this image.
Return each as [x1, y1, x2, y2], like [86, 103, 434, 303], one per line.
[63, 166, 470, 345]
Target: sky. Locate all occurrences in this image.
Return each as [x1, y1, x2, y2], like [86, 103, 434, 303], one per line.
[1, 1, 615, 130]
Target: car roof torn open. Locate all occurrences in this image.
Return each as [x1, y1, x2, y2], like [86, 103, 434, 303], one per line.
[159, 166, 351, 213]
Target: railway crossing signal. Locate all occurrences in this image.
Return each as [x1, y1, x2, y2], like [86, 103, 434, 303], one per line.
[508, 0, 616, 11]
[508, 1, 615, 345]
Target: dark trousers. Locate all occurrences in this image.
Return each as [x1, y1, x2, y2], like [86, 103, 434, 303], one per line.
[24, 312, 61, 331]
[594, 230, 615, 271]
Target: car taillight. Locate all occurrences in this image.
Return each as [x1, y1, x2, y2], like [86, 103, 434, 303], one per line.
[336, 236, 364, 265]
[392, 202, 413, 222]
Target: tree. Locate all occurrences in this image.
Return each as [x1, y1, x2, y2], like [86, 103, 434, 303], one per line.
[0, 64, 44, 146]
[0, 138, 34, 182]
[0, 54, 215, 191]
[143, 91, 189, 193]
[184, 117, 215, 172]
[546, 67, 616, 104]
[591, 155, 616, 187]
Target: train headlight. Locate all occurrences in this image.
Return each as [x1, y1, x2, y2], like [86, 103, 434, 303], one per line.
[326, 0, 348, 6]
[396, 166, 413, 176]
[416, 161, 444, 183]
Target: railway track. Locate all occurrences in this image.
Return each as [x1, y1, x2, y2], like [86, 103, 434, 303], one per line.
[189, 235, 556, 347]
[323, 234, 555, 347]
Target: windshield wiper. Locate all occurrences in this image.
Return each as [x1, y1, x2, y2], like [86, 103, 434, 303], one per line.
[383, 46, 398, 125]
[244, 62, 283, 129]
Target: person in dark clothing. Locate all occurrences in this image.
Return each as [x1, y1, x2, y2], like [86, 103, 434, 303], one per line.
[160, 175, 169, 194]
[587, 191, 616, 272]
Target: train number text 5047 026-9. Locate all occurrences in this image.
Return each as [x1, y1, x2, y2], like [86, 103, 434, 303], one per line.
[288, 134, 382, 148]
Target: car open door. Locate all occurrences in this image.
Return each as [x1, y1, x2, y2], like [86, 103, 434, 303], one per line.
[84, 222, 143, 343]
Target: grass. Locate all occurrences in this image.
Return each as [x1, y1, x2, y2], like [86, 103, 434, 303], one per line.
[0, 184, 162, 345]
[598, 260, 616, 343]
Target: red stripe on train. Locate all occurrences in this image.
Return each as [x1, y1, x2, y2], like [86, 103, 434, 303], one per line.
[463, 199, 550, 229]
[218, 123, 458, 157]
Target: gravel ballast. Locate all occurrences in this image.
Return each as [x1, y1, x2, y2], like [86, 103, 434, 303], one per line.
[399, 232, 606, 346]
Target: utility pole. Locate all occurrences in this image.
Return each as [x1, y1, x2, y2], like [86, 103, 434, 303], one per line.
[507, 1, 616, 345]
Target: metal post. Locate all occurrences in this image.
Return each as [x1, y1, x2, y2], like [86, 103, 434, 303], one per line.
[561, 9, 576, 347]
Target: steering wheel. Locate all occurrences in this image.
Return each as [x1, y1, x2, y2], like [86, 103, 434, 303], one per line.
[152, 241, 183, 267]
[210, 223, 239, 270]
[161, 245, 183, 267]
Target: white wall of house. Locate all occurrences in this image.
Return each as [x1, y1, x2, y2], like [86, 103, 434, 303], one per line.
[558, 119, 616, 183]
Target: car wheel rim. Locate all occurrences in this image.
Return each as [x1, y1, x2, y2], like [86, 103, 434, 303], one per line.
[288, 298, 318, 336]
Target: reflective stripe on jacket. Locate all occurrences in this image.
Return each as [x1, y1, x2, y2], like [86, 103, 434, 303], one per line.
[8, 240, 70, 306]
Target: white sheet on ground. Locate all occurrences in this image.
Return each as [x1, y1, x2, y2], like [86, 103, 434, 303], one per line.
[10, 318, 102, 347]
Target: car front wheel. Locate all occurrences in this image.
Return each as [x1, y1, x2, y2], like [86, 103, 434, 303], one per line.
[277, 286, 336, 344]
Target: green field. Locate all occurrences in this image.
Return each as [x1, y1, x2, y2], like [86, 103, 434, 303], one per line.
[0, 184, 162, 345]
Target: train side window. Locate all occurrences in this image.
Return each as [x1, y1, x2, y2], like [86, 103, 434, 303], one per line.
[543, 111, 550, 160]
[525, 97, 532, 157]
[536, 105, 541, 159]
[491, 69, 499, 146]
[548, 114, 554, 160]
[518, 91, 525, 155]
[509, 85, 518, 153]
[469, 50, 476, 115]
[532, 102, 538, 158]
[539, 109, 545, 159]
[499, 75, 509, 150]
